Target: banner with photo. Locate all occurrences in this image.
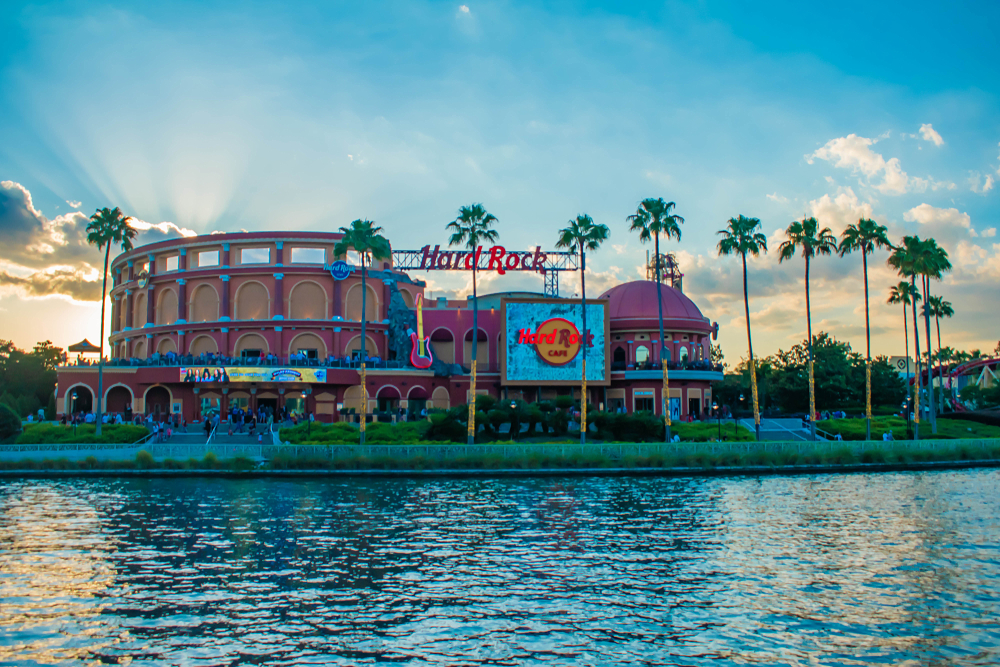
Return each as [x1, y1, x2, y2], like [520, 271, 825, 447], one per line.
[180, 367, 329, 384]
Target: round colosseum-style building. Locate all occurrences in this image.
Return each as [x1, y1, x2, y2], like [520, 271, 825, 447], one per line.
[56, 230, 722, 424]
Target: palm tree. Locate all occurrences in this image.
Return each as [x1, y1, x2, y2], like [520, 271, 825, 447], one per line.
[888, 237, 926, 438]
[333, 219, 391, 445]
[927, 294, 954, 413]
[717, 215, 767, 441]
[915, 239, 951, 429]
[86, 207, 137, 436]
[447, 204, 499, 445]
[777, 217, 837, 441]
[888, 281, 920, 435]
[838, 218, 892, 441]
[557, 214, 610, 444]
[628, 198, 684, 442]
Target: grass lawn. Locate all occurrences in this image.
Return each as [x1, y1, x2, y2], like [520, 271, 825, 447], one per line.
[817, 416, 1000, 441]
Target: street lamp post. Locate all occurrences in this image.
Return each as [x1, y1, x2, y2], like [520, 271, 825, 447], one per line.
[510, 400, 517, 441]
[713, 401, 720, 441]
[737, 394, 745, 437]
[71, 391, 78, 437]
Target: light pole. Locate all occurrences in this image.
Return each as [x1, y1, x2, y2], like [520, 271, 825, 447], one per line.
[510, 400, 517, 441]
[737, 393, 744, 437]
[71, 391, 78, 437]
[713, 401, 720, 441]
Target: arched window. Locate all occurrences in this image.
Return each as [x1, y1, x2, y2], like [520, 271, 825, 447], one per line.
[344, 335, 378, 359]
[679, 346, 689, 362]
[189, 335, 219, 356]
[189, 284, 219, 322]
[235, 281, 270, 320]
[431, 386, 450, 410]
[105, 386, 133, 413]
[133, 293, 147, 327]
[157, 337, 177, 355]
[156, 288, 178, 325]
[430, 328, 455, 365]
[132, 339, 147, 358]
[398, 288, 415, 309]
[234, 333, 269, 357]
[343, 385, 366, 413]
[635, 345, 649, 364]
[612, 346, 626, 369]
[464, 329, 488, 367]
[289, 281, 327, 320]
[344, 283, 380, 321]
[289, 333, 327, 359]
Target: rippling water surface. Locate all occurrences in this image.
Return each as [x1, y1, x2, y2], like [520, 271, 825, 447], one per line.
[1, 471, 999, 665]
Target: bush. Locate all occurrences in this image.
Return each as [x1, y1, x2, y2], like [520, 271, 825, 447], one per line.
[15, 424, 148, 444]
[0, 403, 21, 442]
[135, 450, 154, 469]
[203, 451, 218, 468]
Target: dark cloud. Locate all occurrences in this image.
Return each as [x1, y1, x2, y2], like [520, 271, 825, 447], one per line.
[0, 269, 102, 301]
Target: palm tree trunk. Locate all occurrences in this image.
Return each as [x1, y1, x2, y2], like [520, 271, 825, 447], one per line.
[805, 255, 816, 441]
[863, 251, 872, 440]
[580, 242, 587, 445]
[903, 301, 911, 437]
[359, 259, 367, 445]
[654, 233, 670, 443]
[742, 253, 759, 441]
[935, 314, 944, 411]
[921, 276, 936, 433]
[467, 263, 478, 445]
[95, 244, 111, 436]
[910, 276, 922, 440]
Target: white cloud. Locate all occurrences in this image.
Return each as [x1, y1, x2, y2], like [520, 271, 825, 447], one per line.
[807, 133, 932, 195]
[919, 123, 945, 146]
[458, 4, 470, 13]
[969, 172, 995, 194]
[982, 228, 997, 238]
[129, 219, 198, 237]
[66, 200, 82, 209]
[903, 203, 977, 237]
[807, 187, 874, 233]
[766, 192, 788, 204]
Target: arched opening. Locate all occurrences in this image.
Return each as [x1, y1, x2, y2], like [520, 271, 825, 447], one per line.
[407, 386, 429, 418]
[344, 283, 380, 321]
[133, 292, 147, 327]
[376, 385, 400, 414]
[119, 300, 127, 330]
[430, 328, 455, 365]
[289, 333, 327, 360]
[157, 337, 177, 355]
[105, 385, 133, 414]
[612, 346, 626, 370]
[289, 281, 327, 320]
[464, 328, 488, 367]
[679, 346, 689, 362]
[431, 386, 450, 410]
[235, 281, 270, 320]
[343, 385, 366, 414]
[189, 335, 219, 356]
[234, 333, 269, 359]
[145, 386, 171, 416]
[635, 345, 650, 365]
[66, 385, 93, 414]
[398, 288, 415, 309]
[133, 339, 147, 359]
[156, 288, 178, 325]
[190, 284, 220, 322]
[343, 335, 378, 359]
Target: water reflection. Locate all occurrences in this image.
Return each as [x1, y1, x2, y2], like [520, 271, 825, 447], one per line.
[0, 471, 997, 665]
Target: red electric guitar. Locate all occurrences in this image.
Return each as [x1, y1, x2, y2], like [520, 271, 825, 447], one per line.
[409, 293, 433, 369]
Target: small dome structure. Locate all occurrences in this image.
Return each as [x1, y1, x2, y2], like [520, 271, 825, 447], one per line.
[599, 280, 710, 327]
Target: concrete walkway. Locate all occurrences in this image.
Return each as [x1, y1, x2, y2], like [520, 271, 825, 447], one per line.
[738, 418, 823, 441]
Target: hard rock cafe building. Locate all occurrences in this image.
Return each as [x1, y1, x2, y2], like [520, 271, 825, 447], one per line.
[55, 231, 722, 423]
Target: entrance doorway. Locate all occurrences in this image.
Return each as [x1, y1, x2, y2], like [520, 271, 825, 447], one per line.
[688, 397, 701, 418]
[68, 386, 93, 414]
[257, 397, 278, 418]
[146, 386, 170, 416]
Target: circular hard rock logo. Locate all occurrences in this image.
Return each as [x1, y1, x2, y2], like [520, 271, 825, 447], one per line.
[531, 318, 582, 366]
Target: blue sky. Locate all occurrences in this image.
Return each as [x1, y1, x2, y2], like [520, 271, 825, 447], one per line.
[1, 0, 998, 361]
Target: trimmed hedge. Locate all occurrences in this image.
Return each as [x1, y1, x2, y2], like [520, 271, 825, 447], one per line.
[15, 424, 149, 444]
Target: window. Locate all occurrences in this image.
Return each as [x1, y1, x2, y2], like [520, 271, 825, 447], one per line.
[295, 348, 318, 359]
[241, 348, 262, 359]
[680, 346, 689, 361]
[290, 247, 325, 264]
[165, 256, 179, 271]
[240, 247, 270, 264]
[635, 397, 654, 412]
[198, 251, 220, 267]
[346, 250, 371, 267]
[635, 345, 649, 364]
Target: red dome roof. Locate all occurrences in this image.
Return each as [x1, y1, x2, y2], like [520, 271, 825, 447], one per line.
[599, 280, 707, 322]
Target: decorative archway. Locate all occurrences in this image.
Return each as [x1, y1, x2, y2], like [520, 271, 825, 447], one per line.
[288, 281, 328, 320]
[143, 385, 172, 416]
[343, 385, 366, 412]
[105, 384, 134, 413]
[343, 334, 378, 358]
[288, 332, 327, 359]
[234, 280, 270, 320]
[133, 292, 148, 327]
[189, 334, 219, 356]
[156, 287, 178, 325]
[430, 327, 455, 365]
[398, 287, 416, 309]
[132, 339, 147, 359]
[431, 386, 450, 410]
[63, 383, 94, 414]
[157, 337, 177, 355]
[189, 283, 220, 322]
[234, 332, 269, 357]
[344, 283, 380, 321]
[463, 328, 489, 367]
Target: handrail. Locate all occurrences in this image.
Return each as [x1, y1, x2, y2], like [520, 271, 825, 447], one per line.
[207, 421, 219, 446]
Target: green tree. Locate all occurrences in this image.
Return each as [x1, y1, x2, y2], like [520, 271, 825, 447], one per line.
[888, 281, 921, 428]
[927, 295, 954, 412]
[556, 213, 610, 444]
[839, 218, 892, 440]
[446, 203, 499, 445]
[717, 214, 767, 440]
[777, 217, 837, 439]
[334, 219, 391, 445]
[87, 207, 137, 435]
[628, 197, 684, 442]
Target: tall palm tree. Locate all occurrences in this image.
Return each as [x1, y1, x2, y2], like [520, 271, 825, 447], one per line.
[557, 214, 610, 445]
[716, 214, 767, 441]
[915, 239, 951, 428]
[333, 219, 391, 445]
[628, 198, 684, 442]
[838, 218, 892, 441]
[447, 203, 499, 445]
[777, 217, 837, 441]
[928, 294, 954, 413]
[888, 281, 920, 435]
[86, 207, 137, 436]
[888, 237, 926, 438]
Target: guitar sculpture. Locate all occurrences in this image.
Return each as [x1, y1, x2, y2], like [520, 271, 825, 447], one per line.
[409, 293, 433, 369]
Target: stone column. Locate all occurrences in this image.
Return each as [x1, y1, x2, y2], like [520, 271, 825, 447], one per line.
[221, 327, 230, 356]
[179, 247, 187, 271]
[275, 241, 284, 266]
[146, 286, 155, 327]
[111, 295, 120, 333]
[333, 327, 342, 357]
[125, 289, 133, 330]
[274, 273, 284, 320]
[178, 330, 186, 355]
[222, 243, 230, 268]
[275, 326, 283, 358]
[128, 260, 135, 282]
[333, 280, 342, 319]
[177, 279, 187, 323]
[147, 253, 156, 278]
[221, 275, 230, 321]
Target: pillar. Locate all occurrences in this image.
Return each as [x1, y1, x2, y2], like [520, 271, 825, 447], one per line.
[125, 289, 133, 330]
[382, 279, 392, 321]
[148, 253, 156, 278]
[275, 326, 283, 357]
[274, 273, 284, 320]
[333, 327, 342, 357]
[128, 260, 135, 282]
[177, 279, 187, 323]
[179, 247, 187, 271]
[221, 327, 230, 356]
[222, 243, 230, 268]
[111, 295, 120, 333]
[146, 286, 155, 327]
[221, 275, 230, 321]
[333, 280, 342, 319]
[275, 241, 283, 266]
[178, 330, 186, 355]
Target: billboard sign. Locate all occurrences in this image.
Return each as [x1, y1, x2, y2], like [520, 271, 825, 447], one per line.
[181, 367, 328, 384]
[502, 298, 609, 386]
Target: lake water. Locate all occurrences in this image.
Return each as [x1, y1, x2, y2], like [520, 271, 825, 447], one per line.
[1, 471, 998, 666]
